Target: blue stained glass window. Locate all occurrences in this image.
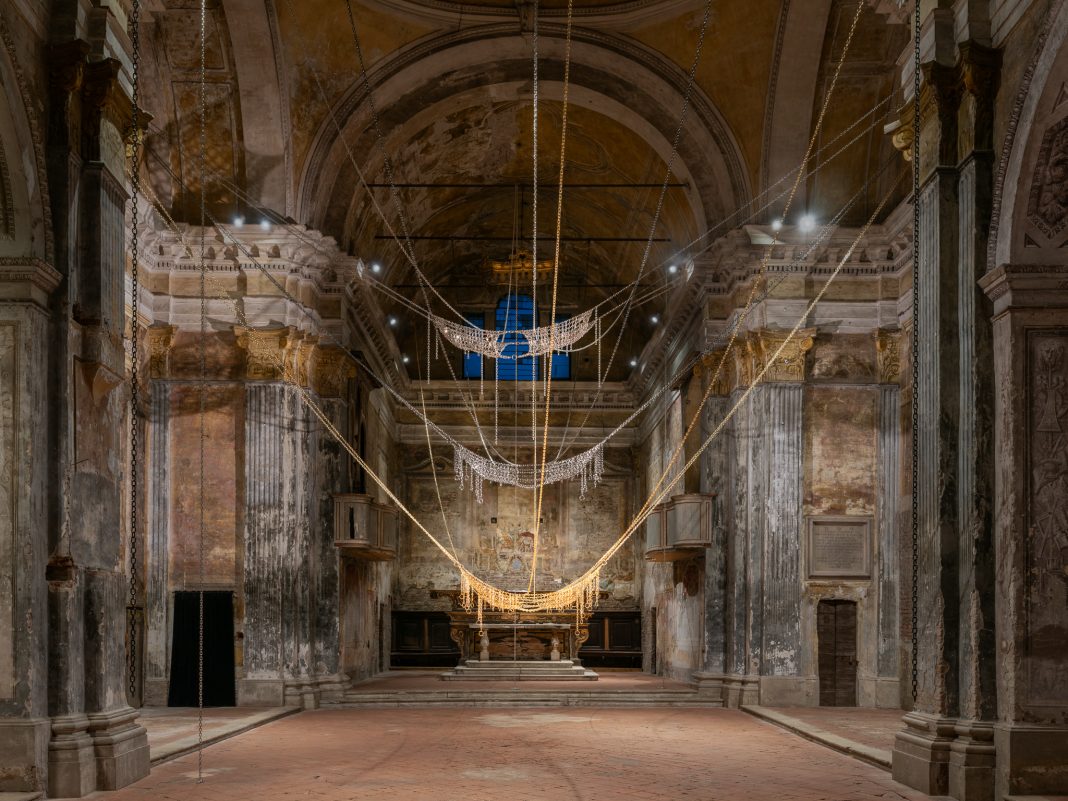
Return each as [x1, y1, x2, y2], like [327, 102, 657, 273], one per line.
[461, 312, 485, 379]
[492, 295, 570, 381]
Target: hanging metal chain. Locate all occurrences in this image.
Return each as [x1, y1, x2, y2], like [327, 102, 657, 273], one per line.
[910, 0, 921, 704]
[127, 0, 143, 708]
[197, 0, 208, 782]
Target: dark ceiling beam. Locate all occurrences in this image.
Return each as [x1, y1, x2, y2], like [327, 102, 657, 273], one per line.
[373, 235, 671, 242]
[363, 182, 689, 189]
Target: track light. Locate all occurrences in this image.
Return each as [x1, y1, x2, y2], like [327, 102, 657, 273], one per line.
[771, 219, 782, 232]
[371, 262, 382, 274]
[388, 316, 398, 327]
[799, 214, 816, 233]
[233, 215, 245, 227]
[402, 355, 410, 364]
[650, 315, 659, 325]
[629, 358, 638, 368]
[668, 264, 678, 274]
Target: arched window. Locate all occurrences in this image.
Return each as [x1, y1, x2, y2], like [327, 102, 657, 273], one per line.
[461, 295, 571, 380]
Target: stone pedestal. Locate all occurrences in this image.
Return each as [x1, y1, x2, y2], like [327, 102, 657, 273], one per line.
[87, 707, 150, 791]
[47, 714, 97, 799]
[893, 712, 957, 795]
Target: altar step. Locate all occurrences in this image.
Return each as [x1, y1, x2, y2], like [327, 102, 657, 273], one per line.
[440, 659, 598, 682]
[336, 688, 721, 708]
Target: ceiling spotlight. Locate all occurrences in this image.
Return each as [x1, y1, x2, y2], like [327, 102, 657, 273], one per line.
[371, 262, 382, 274]
[629, 358, 639, 368]
[799, 214, 816, 233]
[259, 219, 271, 231]
[771, 219, 782, 232]
[388, 316, 398, 327]
[402, 355, 410, 364]
[233, 215, 245, 227]
[668, 264, 678, 274]
[650, 314, 660, 325]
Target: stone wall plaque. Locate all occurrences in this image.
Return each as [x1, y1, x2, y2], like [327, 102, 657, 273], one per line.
[807, 516, 872, 579]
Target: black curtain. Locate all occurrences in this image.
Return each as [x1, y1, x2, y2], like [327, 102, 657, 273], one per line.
[168, 591, 236, 707]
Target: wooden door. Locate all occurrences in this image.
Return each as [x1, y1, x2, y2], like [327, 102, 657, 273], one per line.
[817, 599, 857, 706]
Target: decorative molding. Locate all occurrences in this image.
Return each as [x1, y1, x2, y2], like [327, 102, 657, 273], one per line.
[145, 325, 176, 379]
[692, 350, 730, 396]
[0, 257, 62, 307]
[0, 11, 53, 262]
[750, 327, 816, 383]
[235, 325, 295, 380]
[875, 328, 902, 384]
[1026, 117, 1068, 242]
[312, 345, 356, 398]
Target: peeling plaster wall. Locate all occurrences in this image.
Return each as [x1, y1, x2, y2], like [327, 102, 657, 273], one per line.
[394, 451, 637, 611]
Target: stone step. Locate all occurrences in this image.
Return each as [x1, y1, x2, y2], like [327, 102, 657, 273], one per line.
[334, 690, 723, 708]
[442, 671, 598, 681]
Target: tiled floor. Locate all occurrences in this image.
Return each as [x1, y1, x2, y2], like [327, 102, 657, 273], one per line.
[77, 707, 933, 801]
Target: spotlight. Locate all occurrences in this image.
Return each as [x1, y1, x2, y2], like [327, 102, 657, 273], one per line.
[799, 214, 816, 233]
[650, 314, 660, 325]
[771, 219, 782, 232]
[371, 262, 382, 274]
[259, 219, 271, 231]
[402, 355, 410, 364]
[668, 264, 678, 275]
[629, 358, 639, 368]
[388, 316, 398, 327]
[233, 215, 245, 227]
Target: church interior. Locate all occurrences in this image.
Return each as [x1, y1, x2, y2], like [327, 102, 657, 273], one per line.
[0, 0, 1067, 798]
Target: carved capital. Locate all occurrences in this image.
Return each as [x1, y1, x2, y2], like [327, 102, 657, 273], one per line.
[751, 328, 816, 383]
[875, 328, 902, 384]
[313, 346, 356, 398]
[146, 325, 176, 379]
[235, 326, 294, 380]
[693, 350, 730, 395]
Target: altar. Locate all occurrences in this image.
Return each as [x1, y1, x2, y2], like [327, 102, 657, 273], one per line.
[439, 613, 599, 681]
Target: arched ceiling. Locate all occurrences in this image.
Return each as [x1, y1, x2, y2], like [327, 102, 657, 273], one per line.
[138, 0, 909, 380]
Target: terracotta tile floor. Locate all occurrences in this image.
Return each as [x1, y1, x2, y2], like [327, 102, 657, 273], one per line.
[78, 707, 933, 800]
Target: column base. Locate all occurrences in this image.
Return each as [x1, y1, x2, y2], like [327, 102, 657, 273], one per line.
[759, 675, 818, 706]
[892, 711, 957, 796]
[283, 679, 320, 710]
[48, 714, 97, 798]
[690, 671, 727, 706]
[87, 706, 150, 791]
[995, 723, 1068, 799]
[949, 719, 996, 801]
[720, 674, 760, 708]
[143, 677, 169, 707]
[0, 716, 50, 794]
[237, 678, 285, 706]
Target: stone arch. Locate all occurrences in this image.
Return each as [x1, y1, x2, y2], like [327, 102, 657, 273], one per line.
[0, 12, 52, 262]
[297, 23, 751, 256]
[990, 0, 1068, 268]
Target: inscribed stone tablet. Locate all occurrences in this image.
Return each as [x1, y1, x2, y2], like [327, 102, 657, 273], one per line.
[808, 517, 871, 578]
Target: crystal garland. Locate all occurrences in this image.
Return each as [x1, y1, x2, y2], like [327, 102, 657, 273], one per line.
[453, 440, 605, 502]
[433, 308, 595, 360]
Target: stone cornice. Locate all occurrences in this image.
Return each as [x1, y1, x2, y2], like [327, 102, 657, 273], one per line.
[398, 380, 637, 414]
[979, 264, 1068, 316]
[0, 257, 62, 307]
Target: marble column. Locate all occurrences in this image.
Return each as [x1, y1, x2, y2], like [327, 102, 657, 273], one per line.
[692, 355, 730, 701]
[241, 382, 288, 706]
[892, 54, 965, 797]
[143, 381, 170, 706]
[875, 377, 902, 708]
[759, 382, 808, 704]
[979, 265, 1068, 799]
